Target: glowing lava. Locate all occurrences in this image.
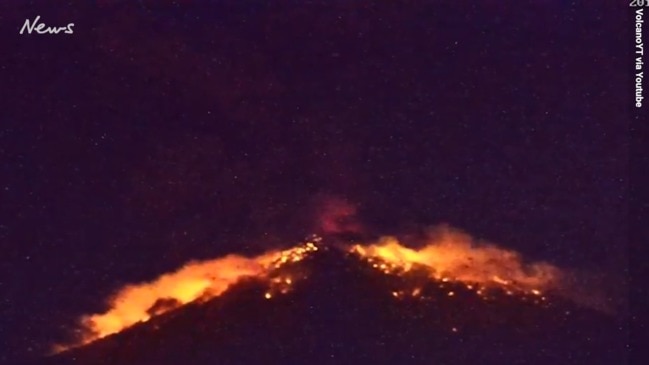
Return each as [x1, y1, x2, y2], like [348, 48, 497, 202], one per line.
[59, 239, 320, 351]
[349, 226, 560, 298]
[57, 227, 567, 353]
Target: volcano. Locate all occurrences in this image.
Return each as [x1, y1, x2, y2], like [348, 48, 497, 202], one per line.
[30, 238, 626, 365]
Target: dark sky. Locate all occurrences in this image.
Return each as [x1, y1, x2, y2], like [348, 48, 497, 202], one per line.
[1, 1, 629, 362]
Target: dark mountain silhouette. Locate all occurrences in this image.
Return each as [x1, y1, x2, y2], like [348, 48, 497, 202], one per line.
[30, 244, 626, 365]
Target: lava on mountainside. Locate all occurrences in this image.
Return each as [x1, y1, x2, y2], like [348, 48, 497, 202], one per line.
[34, 226, 627, 365]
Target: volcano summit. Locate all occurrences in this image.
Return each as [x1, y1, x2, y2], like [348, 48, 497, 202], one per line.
[31, 233, 626, 365]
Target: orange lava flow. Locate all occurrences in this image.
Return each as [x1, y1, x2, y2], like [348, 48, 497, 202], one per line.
[349, 226, 561, 296]
[58, 240, 319, 351]
[55, 226, 566, 352]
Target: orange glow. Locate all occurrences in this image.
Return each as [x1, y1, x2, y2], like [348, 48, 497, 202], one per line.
[54, 226, 571, 354]
[59, 240, 319, 351]
[350, 226, 561, 297]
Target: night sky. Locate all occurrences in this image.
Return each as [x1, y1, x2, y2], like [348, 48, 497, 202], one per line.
[1, 1, 629, 363]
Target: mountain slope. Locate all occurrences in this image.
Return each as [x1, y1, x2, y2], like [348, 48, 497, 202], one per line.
[32, 246, 626, 365]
